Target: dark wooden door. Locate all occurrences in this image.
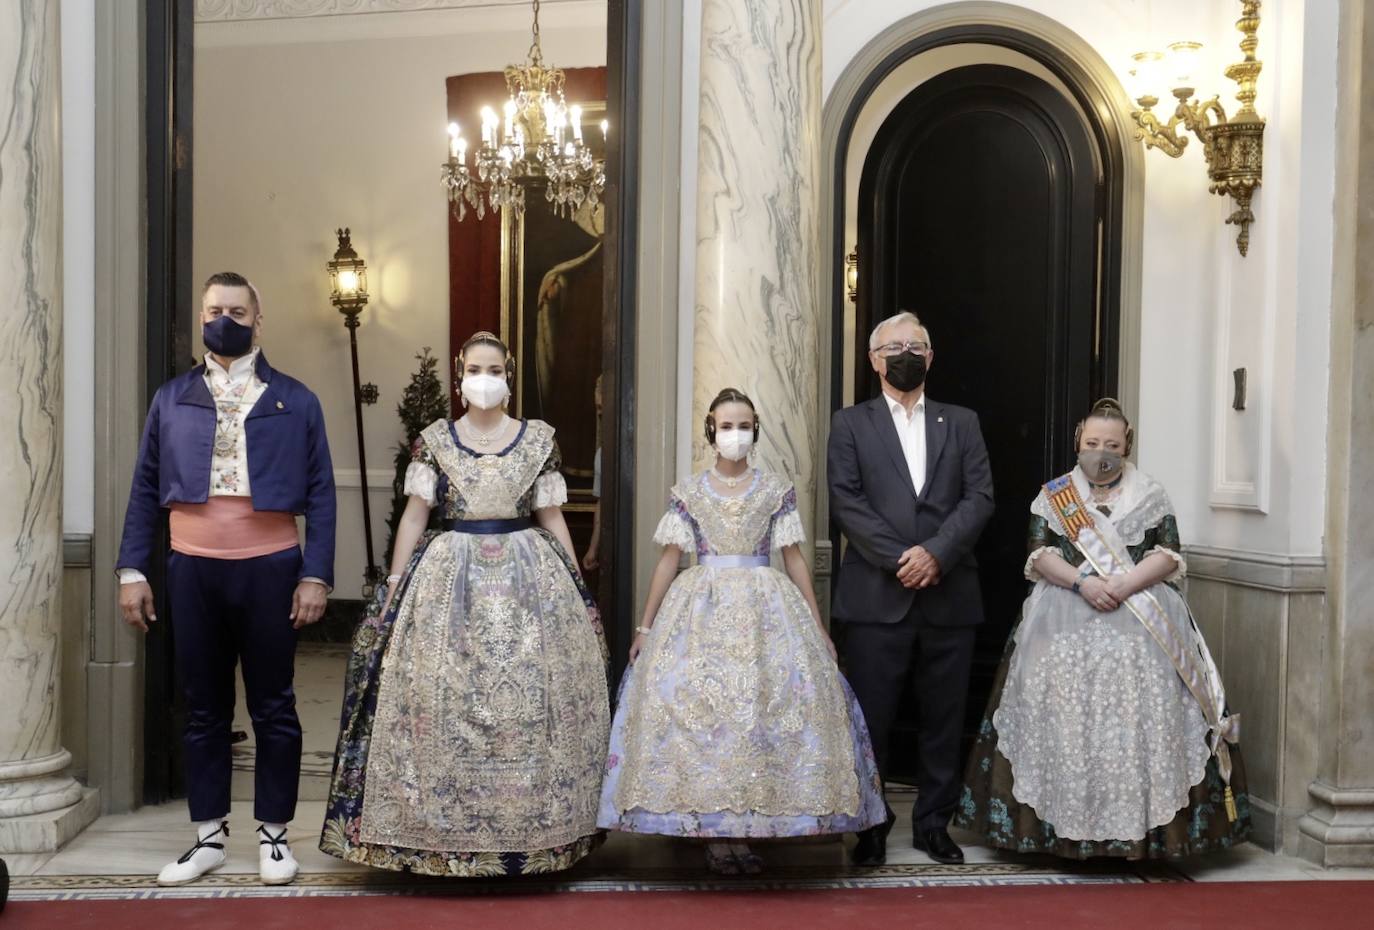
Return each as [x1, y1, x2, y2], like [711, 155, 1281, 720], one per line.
[853, 64, 1113, 778]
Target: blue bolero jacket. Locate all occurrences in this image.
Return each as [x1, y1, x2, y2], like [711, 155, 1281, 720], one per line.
[115, 351, 337, 587]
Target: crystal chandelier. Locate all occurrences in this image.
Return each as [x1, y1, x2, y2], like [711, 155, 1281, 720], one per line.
[442, 0, 607, 221]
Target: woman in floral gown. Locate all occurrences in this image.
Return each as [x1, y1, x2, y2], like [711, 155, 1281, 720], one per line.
[321, 332, 609, 876]
[955, 399, 1250, 858]
[598, 388, 886, 874]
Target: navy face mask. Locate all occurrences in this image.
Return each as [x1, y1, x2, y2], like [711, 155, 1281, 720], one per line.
[203, 316, 254, 358]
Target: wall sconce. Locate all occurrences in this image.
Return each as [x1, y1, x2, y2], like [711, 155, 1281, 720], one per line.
[1128, 0, 1265, 256]
[326, 227, 383, 592]
[845, 248, 858, 303]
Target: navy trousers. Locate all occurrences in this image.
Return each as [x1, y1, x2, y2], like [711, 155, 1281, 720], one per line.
[843, 602, 978, 832]
[167, 548, 303, 824]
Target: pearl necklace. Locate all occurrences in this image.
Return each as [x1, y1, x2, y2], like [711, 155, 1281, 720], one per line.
[710, 465, 749, 488]
[462, 414, 508, 447]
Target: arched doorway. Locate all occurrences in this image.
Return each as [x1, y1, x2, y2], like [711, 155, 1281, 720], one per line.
[818, 12, 1142, 783]
[851, 61, 1112, 776]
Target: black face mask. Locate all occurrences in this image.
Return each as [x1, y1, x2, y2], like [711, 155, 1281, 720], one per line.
[203, 316, 254, 358]
[883, 351, 927, 392]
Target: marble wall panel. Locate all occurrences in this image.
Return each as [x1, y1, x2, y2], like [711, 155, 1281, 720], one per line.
[1184, 577, 1228, 675]
[1222, 586, 1286, 807]
[61, 567, 91, 780]
[1281, 592, 1326, 850]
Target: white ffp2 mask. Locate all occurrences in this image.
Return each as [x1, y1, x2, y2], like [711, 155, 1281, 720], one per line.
[461, 373, 509, 410]
[715, 428, 754, 462]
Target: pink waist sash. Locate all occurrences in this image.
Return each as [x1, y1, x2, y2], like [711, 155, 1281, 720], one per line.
[169, 497, 299, 560]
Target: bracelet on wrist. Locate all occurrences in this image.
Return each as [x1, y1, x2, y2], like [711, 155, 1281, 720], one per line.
[635, 626, 652, 636]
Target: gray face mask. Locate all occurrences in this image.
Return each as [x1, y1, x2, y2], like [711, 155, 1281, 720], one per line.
[1078, 449, 1124, 483]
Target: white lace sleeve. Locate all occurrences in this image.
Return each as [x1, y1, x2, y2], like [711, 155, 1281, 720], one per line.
[1150, 545, 1187, 582]
[653, 509, 696, 550]
[772, 509, 806, 548]
[1024, 546, 1057, 581]
[533, 471, 569, 509]
[403, 462, 438, 506]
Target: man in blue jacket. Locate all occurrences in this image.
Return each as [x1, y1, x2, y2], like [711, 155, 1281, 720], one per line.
[117, 272, 336, 886]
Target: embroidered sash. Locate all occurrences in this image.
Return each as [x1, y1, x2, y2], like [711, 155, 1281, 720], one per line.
[1042, 475, 1241, 795]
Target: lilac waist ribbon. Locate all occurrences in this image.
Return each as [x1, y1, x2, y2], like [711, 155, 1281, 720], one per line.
[699, 554, 770, 569]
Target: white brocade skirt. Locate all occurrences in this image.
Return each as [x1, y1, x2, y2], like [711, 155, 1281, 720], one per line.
[598, 563, 886, 838]
[992, 583, 1212, 842]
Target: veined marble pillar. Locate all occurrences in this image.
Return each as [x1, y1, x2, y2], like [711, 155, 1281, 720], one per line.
[1299, 0, 1374, 869]
[0, 0, 98, 853]
[691, 0, 822, 545]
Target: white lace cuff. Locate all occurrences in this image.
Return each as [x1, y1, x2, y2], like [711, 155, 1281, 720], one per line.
[772, 509, 806, 548]
[653, 510, 695, 550]
[403, 462, 438, 506]
[1150, 545, 1187, 582]
[533, 471, 569, 510]
[1024, 545, 1057, 581]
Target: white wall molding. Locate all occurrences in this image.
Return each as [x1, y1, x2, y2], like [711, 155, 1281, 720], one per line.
[1184, 544, 1326, 593]
[194, 0, 604, 47]
[196, 0, 580, 22]
[333, 468, 398, 490]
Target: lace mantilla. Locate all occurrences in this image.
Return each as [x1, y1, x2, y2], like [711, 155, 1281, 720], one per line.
[1031, 465, 1177, 547]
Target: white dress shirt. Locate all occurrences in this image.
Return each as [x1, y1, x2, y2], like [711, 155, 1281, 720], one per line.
[883, 389, 927, 496]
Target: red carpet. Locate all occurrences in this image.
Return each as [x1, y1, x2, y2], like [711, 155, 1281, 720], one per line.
[5, 882, 1374, 930]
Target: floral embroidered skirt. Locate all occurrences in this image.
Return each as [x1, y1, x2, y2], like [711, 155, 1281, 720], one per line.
[321, 528, 610, 877]
[597, 564, 886, 838]
[954, 613, 1252, 859]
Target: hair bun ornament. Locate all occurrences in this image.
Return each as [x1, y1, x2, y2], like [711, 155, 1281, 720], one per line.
[1092, 397, 1125, 415]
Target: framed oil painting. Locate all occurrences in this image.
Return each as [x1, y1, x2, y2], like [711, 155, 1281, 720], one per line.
[501, 102, 607, 502]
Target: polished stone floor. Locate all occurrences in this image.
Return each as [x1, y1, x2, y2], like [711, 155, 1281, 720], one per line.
[6, 645, 1371, 887]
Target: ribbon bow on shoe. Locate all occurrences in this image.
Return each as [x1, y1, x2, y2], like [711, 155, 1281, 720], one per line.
[257, 824, 299, 886]
[157, 821, 229, 886]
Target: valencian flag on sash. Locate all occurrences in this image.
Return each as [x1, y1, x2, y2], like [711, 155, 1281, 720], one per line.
[1043, 475, 1094, 540]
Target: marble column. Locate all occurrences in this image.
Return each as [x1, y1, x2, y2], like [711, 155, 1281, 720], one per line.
[0, 0, 98, 853]
[1298, 0, 1374, 868]
[691, 0, 822, 547]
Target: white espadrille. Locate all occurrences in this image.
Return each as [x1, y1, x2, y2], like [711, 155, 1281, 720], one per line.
[156, 821, 228, 886]
[257, 824, 299, 886]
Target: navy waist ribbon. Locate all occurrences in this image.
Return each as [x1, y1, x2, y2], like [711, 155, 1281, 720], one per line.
[442, 517, 533, 534]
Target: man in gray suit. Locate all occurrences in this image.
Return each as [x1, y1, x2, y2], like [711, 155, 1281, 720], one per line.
[828, 311, 994, 866]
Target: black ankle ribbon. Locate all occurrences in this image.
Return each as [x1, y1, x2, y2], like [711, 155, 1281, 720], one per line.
[258, 826, 288, 862]
[176, 822, 228, 864]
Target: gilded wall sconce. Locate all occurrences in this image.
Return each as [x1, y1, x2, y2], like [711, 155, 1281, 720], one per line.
[1128, 1, 1266, 256]
[845, 248, 858, 303]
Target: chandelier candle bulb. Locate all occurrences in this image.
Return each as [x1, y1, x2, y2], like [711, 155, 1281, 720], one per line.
[571, 105, 583, 142]
[600, 119, 608, 141]
[1167, 41, 1203, 94]
[448, 122, 461, 159]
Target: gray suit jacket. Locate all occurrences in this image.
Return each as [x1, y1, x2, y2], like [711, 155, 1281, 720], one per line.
[827, 395, 994, 627]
